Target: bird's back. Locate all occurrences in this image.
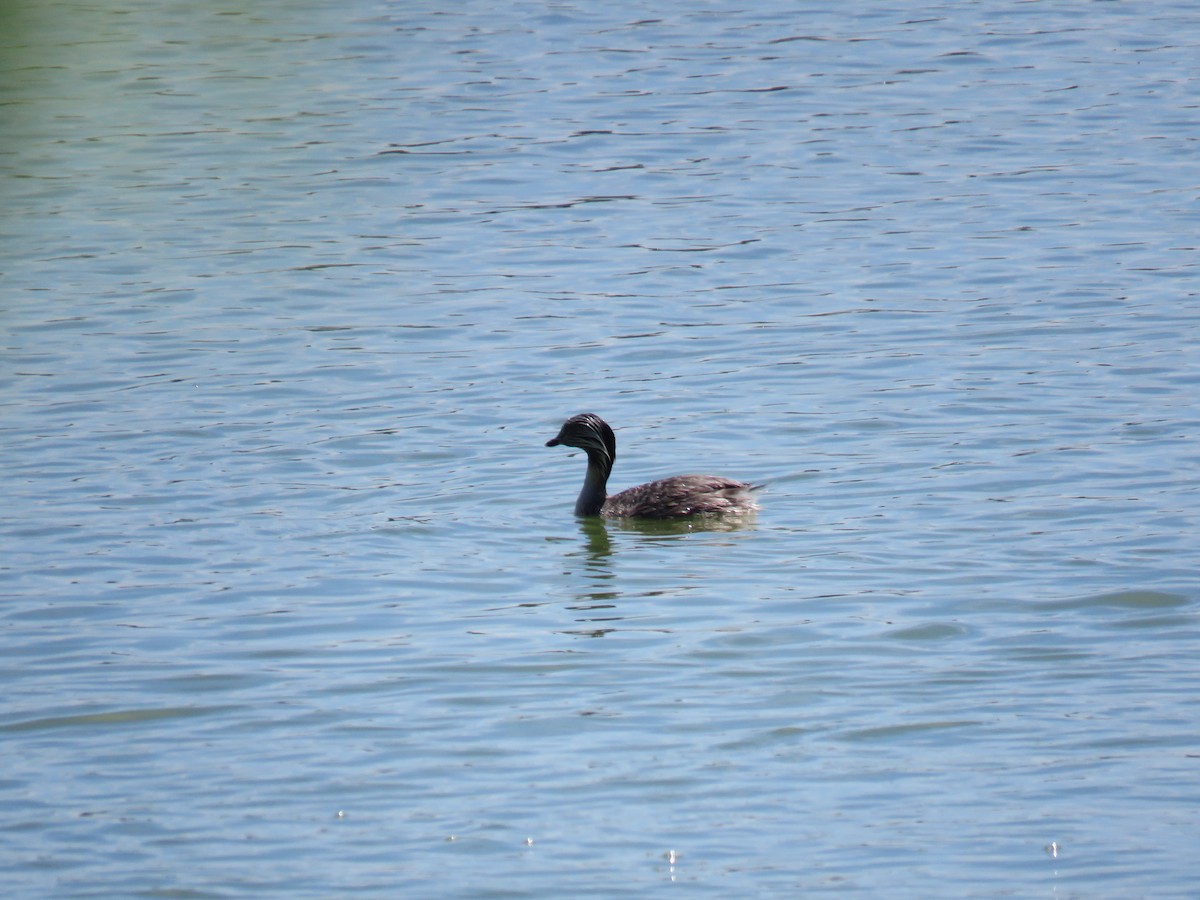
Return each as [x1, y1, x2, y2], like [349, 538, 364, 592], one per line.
[602, 474, 758, 519]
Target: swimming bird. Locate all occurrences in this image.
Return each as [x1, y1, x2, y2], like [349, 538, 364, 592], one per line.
[545, 413, 759, 519]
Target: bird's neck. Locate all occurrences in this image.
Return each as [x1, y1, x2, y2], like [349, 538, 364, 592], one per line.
[574, 451, 611, 516]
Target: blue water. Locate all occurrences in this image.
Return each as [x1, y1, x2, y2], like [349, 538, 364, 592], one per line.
[2, 1, 1199, 896]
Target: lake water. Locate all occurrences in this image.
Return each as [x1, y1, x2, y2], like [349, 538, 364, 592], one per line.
[2, 0, 1198, 895]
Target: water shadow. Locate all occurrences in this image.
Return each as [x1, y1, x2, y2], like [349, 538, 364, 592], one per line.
[552, 513, 758, 636]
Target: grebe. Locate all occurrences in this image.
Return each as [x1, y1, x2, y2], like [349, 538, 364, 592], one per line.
[546, 413, 759, 519]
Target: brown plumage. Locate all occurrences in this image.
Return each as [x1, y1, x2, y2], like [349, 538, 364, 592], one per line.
[545, 413, 759, 519]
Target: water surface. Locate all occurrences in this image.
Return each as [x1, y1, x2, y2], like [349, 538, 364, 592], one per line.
[2, 1, 1198, 896]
